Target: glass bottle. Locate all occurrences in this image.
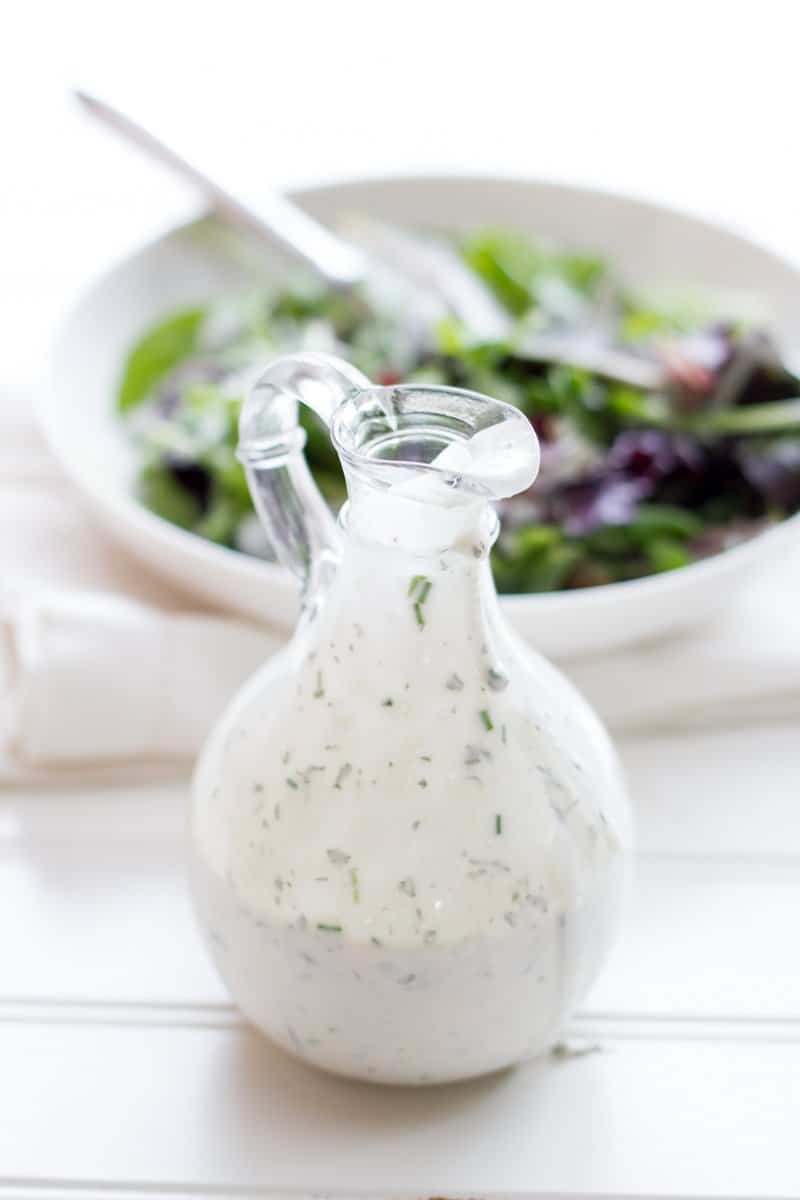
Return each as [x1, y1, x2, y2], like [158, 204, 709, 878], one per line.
[190, 352, 631, 1085]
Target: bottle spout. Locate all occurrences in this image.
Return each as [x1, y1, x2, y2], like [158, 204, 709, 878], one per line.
[330, 383, 540, 506]
[387, 405, 539, 505]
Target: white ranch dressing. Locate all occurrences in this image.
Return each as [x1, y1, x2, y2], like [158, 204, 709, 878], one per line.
[191, 462, 628, 1083]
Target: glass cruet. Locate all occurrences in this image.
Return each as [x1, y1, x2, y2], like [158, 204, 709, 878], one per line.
[190, 351, 631, 1086]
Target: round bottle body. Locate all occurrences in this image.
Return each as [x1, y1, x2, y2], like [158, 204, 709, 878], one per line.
[190, 545, 630, 1085]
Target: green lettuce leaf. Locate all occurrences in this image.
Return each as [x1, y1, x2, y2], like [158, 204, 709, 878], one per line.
[118, 306, 207, 412]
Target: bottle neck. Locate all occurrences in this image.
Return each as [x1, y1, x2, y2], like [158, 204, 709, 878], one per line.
[342, 473, 499, 559]
[303, 497, 505, 681]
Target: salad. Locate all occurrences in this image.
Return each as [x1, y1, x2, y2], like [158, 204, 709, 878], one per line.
[118, 228, 800, 594]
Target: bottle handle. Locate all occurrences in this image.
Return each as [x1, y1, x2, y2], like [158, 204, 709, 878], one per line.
[238, 353, 370, 612]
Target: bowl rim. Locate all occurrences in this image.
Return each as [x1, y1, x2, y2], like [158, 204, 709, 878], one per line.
[38, 172, 800, 615]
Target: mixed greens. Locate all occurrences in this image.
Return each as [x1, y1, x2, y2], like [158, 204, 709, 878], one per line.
[118, 228, 800, 593]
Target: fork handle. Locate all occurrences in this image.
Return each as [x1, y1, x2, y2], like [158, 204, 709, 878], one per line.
[73, 87, 369, 289]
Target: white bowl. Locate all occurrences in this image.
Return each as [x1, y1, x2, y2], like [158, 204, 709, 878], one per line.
[39, 176, 800, 657]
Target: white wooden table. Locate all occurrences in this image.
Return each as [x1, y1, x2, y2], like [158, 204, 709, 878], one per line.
[2, 723, 798, 1199]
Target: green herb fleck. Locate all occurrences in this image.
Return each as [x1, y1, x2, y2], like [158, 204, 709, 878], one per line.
[313, 671, 324, 699]
[317, 923, 342, 934]
[495, 813, 503, 835]
[350, 867, 360, 904]
[334, 763, 352, 790]
[286, 777, 299, 790]
[421, 754, 432, 762]
[408, 575, 432, 628]
[117, 306, 206, 412]
[381, 697, 394, 707]
[465, 744, 490, 766]
[302, 763, 324, 777]
[551, 1041, 603, 1060]
[487, 667, 509, 692]
[446, 672, 464, 691]
[418, 779, 428, 789]
[479, 708, 494, 732]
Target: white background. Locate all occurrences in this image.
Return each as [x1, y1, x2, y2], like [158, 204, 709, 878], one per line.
[3, 0, 800, 386]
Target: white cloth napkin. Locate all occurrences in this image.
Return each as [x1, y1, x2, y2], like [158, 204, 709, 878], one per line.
[2, 557, 799, 781]
[0, 585, 280, 782]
